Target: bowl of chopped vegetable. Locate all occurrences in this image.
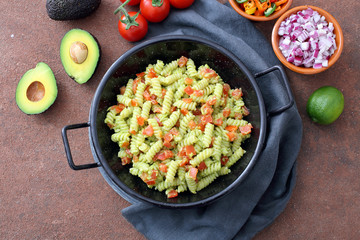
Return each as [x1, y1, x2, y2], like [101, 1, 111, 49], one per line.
[229, 0, 293, 21]
[62, 35, 297, 208]
[272, 5, 344, 74]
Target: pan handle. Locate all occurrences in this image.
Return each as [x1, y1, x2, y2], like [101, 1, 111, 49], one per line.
[61, 122, 100, 170]
[254, 65, 294, 117]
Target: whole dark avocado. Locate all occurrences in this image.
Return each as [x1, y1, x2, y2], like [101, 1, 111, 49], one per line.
[46, 0, 101, 20]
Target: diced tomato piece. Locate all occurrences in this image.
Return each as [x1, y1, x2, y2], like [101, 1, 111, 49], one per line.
[157, 150, 174, 161]
[125, 149, 133, 156]
[234, 112, 243, 120]
[220, 156, 229, 166]
[151, 170, 158, 180]
[147, 68, 157, 78]
[240, 124, 253, 135]
[223, 83, 230, 97]
[156, 152, 166, 161]
[159, 163, 168, 173]
[164, 150, 174, 159]
[179, 157, 190, 167]
[231, 88, 243, 100]
[167, 189, 178, 199]
[133, 78, 141, 94]
[121, 157, 132, 165]
[200, 67, 217, 78]
[188, 120, 197, 130]
[130, 129, 137, 135]
[141, 170, 157, 185]
[182, 98, 193, 103]
[209, 136, 215, 148]
[189, 167, 198, 180]
[226, 132, 237, 141]
[178, 147, 186, 157]
[161, 88, 167, 98]
[198, 161, 207, 171]
[192, 109, 201, 115]
[153, 106, 162, 113]
[136, 72, 145, 78]
[111, 104, 125, 114]
[201, 104, 213, 115]
[164, 132, 174, 143]
[120, 86, 126, 95]
[206, 96, 217, 106]
[214, 118, 223, 126]
[163, 141, 174, 149]
[193, 90, 204, 97]
[143, 89, 151, 101]
[154, 116, 163, 126]
[184, 86, 194, 95]
[178, 56, 188, 67]
[150, 94, 158, 105]
[143, 125, 154, 136]
[153, 152, 160, 161]
[169, 128, 180, 136]
[225, 125, 238, 132]
[201, 114, 213, 124]
[136, 116, 145, 126]
[185, 145, 196, 157]
[197, 122, 206, 131]
[222, 108, 231, 118]
[131, 99, 139, 107]
[171, 106, 177, 112]
[185, 77, 194, 85]
[180, 108, 189, 115]
[146, 180, 156, 185]
[242, 106, 250, 116]
[121, 141, 130, 148]
[107, 123, 114, 129]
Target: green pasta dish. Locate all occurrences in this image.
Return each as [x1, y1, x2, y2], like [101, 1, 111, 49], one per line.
[104, 56, 253, 198]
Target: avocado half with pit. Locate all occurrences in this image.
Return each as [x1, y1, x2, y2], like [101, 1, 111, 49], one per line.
[60, 28, 100, 84]
[16, 62, 58, 114]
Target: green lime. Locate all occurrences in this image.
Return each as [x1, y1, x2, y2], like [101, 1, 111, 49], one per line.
[306, 86, 344, 125]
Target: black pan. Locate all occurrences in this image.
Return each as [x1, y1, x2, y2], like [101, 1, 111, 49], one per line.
[62, 35, 294, 208]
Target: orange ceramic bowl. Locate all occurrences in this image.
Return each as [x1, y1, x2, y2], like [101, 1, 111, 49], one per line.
[272, 5, 344, 74]
[229, 0, 293, 21]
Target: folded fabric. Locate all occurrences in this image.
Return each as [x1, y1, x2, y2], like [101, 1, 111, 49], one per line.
[121, 1, 303, 239]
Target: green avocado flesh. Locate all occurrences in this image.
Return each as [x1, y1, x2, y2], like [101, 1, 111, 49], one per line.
[16, 62, 58, 115]
[60, 28, 100, 84]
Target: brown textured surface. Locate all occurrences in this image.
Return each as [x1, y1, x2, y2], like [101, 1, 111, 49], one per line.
[1, 0, 359, 239]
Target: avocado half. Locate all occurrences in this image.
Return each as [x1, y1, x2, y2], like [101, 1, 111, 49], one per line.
[60, 28, 100, 84]
[46, 0, 101, 21]
[16, 62, 58, 114]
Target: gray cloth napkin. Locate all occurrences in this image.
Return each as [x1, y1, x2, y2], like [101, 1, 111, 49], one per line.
[121, 0, 303, 239]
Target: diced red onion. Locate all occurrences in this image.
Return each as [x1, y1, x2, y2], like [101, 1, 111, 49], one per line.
[277, 8, 337, 69]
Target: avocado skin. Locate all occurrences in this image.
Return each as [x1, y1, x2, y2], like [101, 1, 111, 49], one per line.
[46, 0, 101, 20]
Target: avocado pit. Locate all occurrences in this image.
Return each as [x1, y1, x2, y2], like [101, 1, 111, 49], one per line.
[70, 41, 88, 64]
[26, 81, 45, 102]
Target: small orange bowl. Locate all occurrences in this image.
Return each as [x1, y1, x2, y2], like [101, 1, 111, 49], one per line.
[272, 5, 344, 74]
[229, 0, 293, 22]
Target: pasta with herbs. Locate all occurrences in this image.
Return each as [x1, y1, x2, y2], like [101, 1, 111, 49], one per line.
[105, 56, 253, 198]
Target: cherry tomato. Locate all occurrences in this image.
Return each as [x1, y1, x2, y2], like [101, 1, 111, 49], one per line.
[120, 0, 140, 5]
[118, 12, 148, 42]
[169, 0, 194, 9]
[140, 0, 170, 23]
